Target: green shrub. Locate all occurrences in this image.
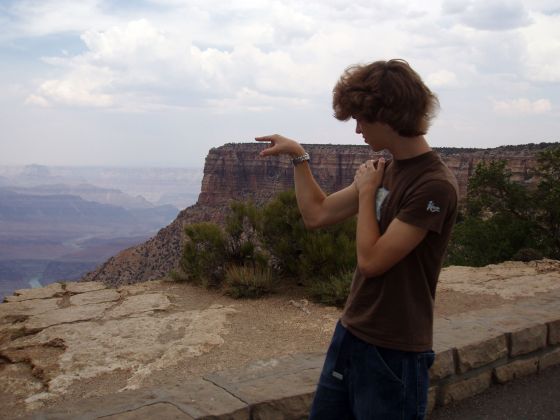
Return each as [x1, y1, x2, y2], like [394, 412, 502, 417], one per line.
[512, 248, 543, 262]
[225, 201, 267, 267]
[223, 265, 275, 299]
[307, 269, 354, 307]
[260, 191, 307, 277]
[178, 222, 228, 286]
[259, 190, 357, 282]
[446, 214, 536, 267]
[299, 219, 356, 281]
[446, 148, 560, 266]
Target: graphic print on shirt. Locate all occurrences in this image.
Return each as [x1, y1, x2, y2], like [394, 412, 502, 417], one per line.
[426, 200, 441, 213]
[376, 187, 390, 221]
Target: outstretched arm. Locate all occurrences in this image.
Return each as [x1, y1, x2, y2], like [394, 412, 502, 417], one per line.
[255, 134, 358, 229]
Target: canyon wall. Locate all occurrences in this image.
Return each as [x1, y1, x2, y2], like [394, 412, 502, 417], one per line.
[83, 142, 556, 286]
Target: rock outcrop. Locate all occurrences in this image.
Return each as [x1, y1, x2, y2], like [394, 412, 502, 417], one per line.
[0, 280, 237, 413]
[82, 142, 558, 286]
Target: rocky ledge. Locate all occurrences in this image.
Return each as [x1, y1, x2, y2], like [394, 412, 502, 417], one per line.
[0, 281, 237, 415]
[81, 142, 558, 287]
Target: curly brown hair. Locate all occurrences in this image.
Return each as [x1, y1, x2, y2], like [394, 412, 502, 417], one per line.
[332, 59, 439, 137]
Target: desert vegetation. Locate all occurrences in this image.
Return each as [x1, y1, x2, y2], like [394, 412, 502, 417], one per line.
[447, 145, 560, 266]
[173, 145, 560, 304]
[172, 191, 356, 304]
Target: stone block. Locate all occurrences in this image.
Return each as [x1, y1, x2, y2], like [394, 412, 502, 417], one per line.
[493, 358, 538, 384]
[540, 348, 560, 371]
[205, 353, 322, 418]
[429, 348, 455, 380]
[434, 316, 496, 349]
[456, 334, 507, 373]
[440, 371, 492, 406]
[510, 324, 547, 357]
[547, 319, 560, 345]
[163, 379, 249, 420]
[102, 403, 194, 419]
[251, 394, 314, 420]
[27, 379, 249, 420]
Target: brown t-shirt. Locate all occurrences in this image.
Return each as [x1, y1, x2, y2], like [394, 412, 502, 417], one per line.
[341, 151, 458, 352]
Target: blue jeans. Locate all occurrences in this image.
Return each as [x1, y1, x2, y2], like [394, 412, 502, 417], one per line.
[309, 321, 435, 420]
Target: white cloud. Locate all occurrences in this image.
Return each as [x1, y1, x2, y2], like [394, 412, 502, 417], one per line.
[24, 94, 50, 107]
[520, 12, 560, 82]
[2, 0, 560, 167]
[426, 70, 458, 87]
[3, 0, 117, 39]
[23, 8, 420, 111]
[208, 87, 309, 112]
[493, 98, 552, 114]
[442, 0, 532, 31]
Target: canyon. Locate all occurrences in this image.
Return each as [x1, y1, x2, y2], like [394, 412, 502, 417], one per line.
[82, 142, 556, 286]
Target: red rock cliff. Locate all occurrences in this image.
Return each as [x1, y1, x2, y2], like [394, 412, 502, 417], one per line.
[83, 142, 556, 286]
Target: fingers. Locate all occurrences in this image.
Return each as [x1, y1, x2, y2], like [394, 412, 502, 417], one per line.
[259, 146, 277, 157]
[255, 136, 272, 142]
[256, 135, 276, 157]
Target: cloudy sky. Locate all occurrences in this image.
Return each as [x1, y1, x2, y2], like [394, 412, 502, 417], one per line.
[1, 0, 559, 167]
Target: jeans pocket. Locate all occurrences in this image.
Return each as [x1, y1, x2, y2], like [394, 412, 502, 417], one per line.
[371, 345, 405, 385]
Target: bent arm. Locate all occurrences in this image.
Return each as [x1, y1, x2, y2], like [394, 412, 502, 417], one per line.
[294, 162, 358, 228]
[354, 158, 428, 277]
[357, 213, 427, 278]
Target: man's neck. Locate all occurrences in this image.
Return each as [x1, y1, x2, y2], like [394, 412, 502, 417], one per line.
[386, 135, 431, 160]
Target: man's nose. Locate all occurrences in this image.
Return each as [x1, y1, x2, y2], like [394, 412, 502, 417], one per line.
[355, 121, 362, 134]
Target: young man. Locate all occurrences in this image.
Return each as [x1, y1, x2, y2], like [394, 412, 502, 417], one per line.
[256, 59, 458, 419]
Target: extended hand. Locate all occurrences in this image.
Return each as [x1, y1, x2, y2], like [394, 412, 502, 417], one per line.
[255, 134, 305, 158]
[354, 158, 385, 193]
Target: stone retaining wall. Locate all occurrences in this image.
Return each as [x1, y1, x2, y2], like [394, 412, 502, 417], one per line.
[29, 289, 560, 419]
[428, 303, 560, 414]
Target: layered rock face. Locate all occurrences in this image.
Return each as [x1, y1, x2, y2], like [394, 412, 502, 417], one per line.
[83, 142, 556, 286]
[199, 143, 544, 206]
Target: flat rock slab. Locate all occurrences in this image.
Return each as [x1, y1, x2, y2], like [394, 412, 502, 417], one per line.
[23, 302, 113, 332]
[65, 281, 107, 294]
[104, 293, 171, 319]
[0, 298, 60, 320]
[4, 283, 64, 302]
[68, 288, 120, 306]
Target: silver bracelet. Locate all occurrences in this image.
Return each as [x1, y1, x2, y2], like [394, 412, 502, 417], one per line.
[292, 152, 310, 166]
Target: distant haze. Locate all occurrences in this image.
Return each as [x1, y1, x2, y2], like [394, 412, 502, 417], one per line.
[1, 1, 559, 168]
[0, 165, 203, 209]
[0, 163, 203, 299]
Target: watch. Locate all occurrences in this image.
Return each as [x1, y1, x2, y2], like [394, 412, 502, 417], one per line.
[292, 152, 310, 166]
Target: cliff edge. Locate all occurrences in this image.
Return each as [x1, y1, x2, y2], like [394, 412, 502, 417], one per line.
[82, 142, 557, 286]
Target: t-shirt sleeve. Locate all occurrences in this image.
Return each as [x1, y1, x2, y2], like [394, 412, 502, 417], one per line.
[396, 180, 457, 234]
